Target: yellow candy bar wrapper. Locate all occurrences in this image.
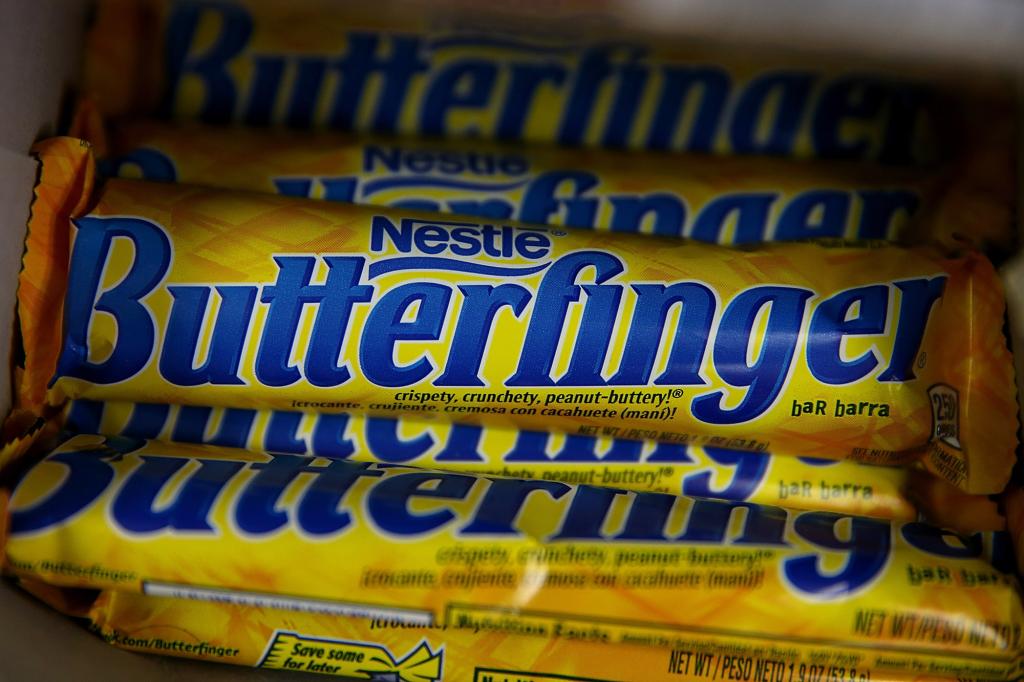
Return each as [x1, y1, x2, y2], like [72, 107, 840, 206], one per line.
[20, 138, 1018, 493]
[48, 588, 1021, 682]
[83, 0, 1020, 170]
[68, 399, 1015, 531]
[901, 468, 1007, 535]
[4, 581, 978, 682]
[85, 118, 985, 251]
[5, 435, 1024, 680]
[0, 409, 57, 481]
[80, 2, 1019, 252]
[66, 399, 917, 520]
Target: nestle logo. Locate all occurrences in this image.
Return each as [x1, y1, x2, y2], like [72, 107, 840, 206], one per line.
[369, 216, 552, 260]
[364, 144, 529, 176]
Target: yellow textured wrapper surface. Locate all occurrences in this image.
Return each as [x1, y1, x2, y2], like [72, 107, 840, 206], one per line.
[20, 138, 1018, 493]
[5, 436, 1023, 680]
[66, 399, 916, 520]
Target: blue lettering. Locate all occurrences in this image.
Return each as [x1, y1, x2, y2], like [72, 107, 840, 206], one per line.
[557, 47, 613, 145]
[690, 193, 776, 244]
[161, 2, 252, 122]
[112, 456, 243, 533]
[264, 412, 307, 454]
[365, 417, 435, 463]
[775, 190, 850, 240]
[311, 414, 357, 459]
[648, 66, 729, 152]
[10, 450, 115, 535]
[460, 479, 571, 535]
[608, 194, 686, 237]
[677, 499, 789, 545]
[496, 63, 567, 139]
[361, 283, 452, 387]
[518, 171, 599, 228]
[807, 284, 889, 384]
[101, 148, 177, 182]
[601, 48, 648, 148]
[901, 523, 981, 558]
[124, 403, 173, 440]
[609, 282, 714, 386]
[159, 286, 257, 386]
[783, 512, 890, 598]
[691, 287, 812, 424]
[877, 277, 946, 382]
[856, 190, 919, 240]
[56, 217, 171, 385]
[552, 486, 629, 540]
[614, 493, 675, 541]
[421, 59, 497, 135]
[433, 423, 487, 463]
[507, 251, 624, 387]
[255, 256, 371, 387]
[284, 57, 328, 128]
[681, 447, 769, 500]
[65, 399, 104, 434]
[435, 285, 530, 387]
[328, 34, 428, 132]
[367, 472, 476, 535]
[296, 461, 384, 535]
[730, 72, 814, 156]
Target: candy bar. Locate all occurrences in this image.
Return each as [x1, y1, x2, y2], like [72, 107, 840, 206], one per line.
[5, 435, 1023, 680]
[95, 120, 945, 246]
[65, 399, 918, 519]
[85, 1, 947, 164]
[19, 138, 1017, 492]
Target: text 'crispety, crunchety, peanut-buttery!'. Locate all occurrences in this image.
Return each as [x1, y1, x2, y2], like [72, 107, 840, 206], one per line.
[64, 398, 919, 520]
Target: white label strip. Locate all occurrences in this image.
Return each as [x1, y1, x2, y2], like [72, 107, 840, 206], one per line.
[142, 581, 434, 625]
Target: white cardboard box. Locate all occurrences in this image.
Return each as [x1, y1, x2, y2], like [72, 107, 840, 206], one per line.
[0, 1, 315, 678]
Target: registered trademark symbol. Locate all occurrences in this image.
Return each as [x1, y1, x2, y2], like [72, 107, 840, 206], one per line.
[917, 352, 927, 369]
[671, 388, 684, 398]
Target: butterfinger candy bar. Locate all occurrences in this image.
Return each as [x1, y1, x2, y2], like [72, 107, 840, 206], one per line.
[10, 581, 962, 682]
[20, 138, 1018, 492]
[86, 0, 944, 164]
[97, 120, 941, 246]
[66, 399, 917, 520]
[5, 435, 1024, 680]
[61, 588, 1017, 681]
